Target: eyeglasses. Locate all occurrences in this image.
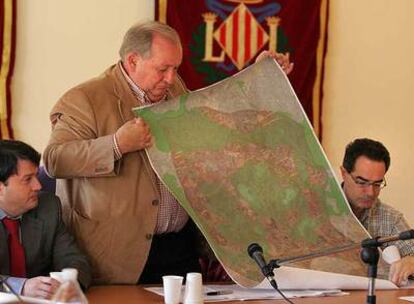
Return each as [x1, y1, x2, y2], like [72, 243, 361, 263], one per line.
[348, 173, 387, 189]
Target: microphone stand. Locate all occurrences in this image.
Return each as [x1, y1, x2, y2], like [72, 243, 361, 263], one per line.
[265, 236, 400, 304]
[357, 229, 414, 304]
[268, 242, 361, 269]
[360, 246, 379, 304]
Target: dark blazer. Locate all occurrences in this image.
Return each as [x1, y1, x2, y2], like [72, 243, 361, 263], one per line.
[0, 192, 91, 289]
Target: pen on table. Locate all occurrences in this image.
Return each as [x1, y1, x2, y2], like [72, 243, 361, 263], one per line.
[205, 290, 233, 296]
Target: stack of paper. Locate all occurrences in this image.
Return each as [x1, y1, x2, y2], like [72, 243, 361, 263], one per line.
[145, 284, 347, 302]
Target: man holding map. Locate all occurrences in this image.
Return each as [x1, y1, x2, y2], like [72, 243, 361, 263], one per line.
[341, 138, 414, 286]
[43, 20, 293, 284]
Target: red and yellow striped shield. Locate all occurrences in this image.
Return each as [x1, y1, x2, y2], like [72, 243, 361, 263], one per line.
[213, 3, 269, 70]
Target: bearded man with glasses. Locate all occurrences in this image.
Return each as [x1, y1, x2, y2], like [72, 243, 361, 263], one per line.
[340, 138, 414, 286]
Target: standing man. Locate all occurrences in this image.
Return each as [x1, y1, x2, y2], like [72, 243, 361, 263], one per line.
[43, 21, 292, 284]
[0, 140, 90, 299]
[341, 138, 414, 286]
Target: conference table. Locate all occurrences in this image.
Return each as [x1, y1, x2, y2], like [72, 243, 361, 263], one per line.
[86, 285, 414, 303]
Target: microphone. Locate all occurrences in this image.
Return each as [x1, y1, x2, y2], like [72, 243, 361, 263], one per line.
[247, 243, 278, 289]
[362, 229, 414, 248]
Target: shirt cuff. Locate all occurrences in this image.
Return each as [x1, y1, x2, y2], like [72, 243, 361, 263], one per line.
[3, 277, 26, 295]
[113, 134, 123, 160]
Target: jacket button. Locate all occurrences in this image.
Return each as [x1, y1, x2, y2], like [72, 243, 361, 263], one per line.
[152, 199, 159, 206]
[145, 233, 153, 240]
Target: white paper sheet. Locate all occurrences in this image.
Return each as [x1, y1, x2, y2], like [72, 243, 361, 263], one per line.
[0, 291, 52, 303]
[400, 296, 414, 302]
[255, 266, 400, 290]
[145, 284, 346, 302]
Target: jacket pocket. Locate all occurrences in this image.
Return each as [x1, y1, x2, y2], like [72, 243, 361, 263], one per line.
[70, 210, 114, 282]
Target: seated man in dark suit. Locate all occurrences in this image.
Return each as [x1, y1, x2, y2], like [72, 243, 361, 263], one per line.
[0, 140, 91, 299]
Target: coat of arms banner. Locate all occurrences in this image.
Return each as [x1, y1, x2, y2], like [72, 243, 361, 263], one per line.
[155, 0, 329, 137]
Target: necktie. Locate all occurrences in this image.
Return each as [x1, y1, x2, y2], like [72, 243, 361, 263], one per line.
[2, 218, 26, 277]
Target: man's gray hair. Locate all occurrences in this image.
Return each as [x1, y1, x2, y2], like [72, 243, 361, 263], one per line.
[119, 21, 181, 61]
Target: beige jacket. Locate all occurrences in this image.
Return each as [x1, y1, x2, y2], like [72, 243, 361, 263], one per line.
[43, 64, 187, 284]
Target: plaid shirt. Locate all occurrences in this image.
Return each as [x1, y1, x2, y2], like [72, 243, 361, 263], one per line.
[359, 200, 414, 257]
[117, 62, 189, 234]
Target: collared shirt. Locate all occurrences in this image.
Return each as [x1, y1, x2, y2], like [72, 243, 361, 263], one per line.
[118, 62, 189, 234]
[358, 200, 414, 257]
[0, 209, 26, 295]
[119, 61, 167, 104]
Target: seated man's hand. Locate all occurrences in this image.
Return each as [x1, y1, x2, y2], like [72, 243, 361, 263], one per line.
[255, 51, 294, 75]
[22, 276, 60, 299]
[389, 256, 414, 286]
[199, 257, 232, 283]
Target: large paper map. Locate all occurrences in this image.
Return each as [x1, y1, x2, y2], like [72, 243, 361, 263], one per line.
[133, 58, 373, 287]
